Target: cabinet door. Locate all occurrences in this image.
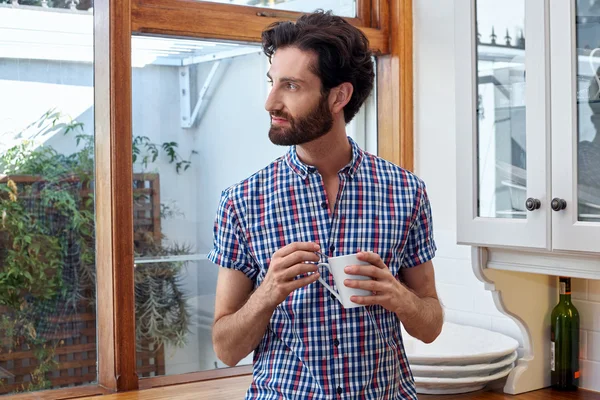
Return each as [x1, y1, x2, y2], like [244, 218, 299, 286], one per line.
[456, 0, 550, 249]
[550, 0, 600, 253]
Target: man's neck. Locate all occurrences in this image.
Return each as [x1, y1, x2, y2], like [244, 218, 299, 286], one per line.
[296, 126, 352, 179]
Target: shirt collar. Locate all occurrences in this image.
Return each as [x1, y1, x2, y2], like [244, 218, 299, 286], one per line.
[284, 136, 364, 180]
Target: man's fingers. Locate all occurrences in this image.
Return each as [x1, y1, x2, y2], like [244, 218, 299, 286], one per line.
[283, 251, 320, 268]
[344, 278, 384, 292]
[290, 272, 321, 291]
[271, 251, 320, 271]
[349, 294, 385, 305]
[343, 264, 384, 279]
[356, 251, 387, 269]
[285, 262, 319, 280]
[274, 242, 320, 258]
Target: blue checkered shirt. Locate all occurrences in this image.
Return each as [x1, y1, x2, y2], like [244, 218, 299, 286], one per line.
[208, 136, 436, 399]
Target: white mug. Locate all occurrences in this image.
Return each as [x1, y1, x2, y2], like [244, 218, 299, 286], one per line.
[317, 254, 372, 309]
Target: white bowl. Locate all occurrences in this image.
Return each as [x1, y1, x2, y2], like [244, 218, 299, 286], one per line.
[410, 351, 517, 378]
[414, 364, 513, 395]
[402, 322, 519, 365]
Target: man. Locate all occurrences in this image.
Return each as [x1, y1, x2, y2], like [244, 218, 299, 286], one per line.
[208, 10, 443, 399]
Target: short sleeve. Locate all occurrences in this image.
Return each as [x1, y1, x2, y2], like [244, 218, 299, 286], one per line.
[402, 183, 437, 268]
[207, 190, 258, 282]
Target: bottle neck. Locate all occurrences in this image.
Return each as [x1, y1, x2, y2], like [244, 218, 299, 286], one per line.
[559, 278, 572, 303]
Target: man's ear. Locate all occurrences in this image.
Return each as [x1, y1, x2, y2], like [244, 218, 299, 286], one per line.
[329, 82, 354, 115]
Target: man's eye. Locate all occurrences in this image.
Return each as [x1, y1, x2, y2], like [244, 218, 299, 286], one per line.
[287, 83, 298, 90]
[267, 80, 273, 86]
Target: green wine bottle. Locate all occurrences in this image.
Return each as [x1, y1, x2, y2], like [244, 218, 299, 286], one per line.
[550, 276, 580, 390]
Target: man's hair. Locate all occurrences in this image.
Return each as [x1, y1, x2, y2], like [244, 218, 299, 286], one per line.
[261, 10, 375, 124]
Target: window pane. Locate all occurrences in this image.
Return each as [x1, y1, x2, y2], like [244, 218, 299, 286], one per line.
[0, 3, 96, 395]
[576, 3, 600, 222]
[476, 0, 527, 219]
[130, 35, 375, 376]
[197, 0, 356, 18]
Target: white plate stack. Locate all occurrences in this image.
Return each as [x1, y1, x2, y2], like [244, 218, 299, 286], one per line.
[402, 322, 520, 395]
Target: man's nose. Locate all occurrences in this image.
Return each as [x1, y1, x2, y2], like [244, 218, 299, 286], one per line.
[265, 89, 282, 113]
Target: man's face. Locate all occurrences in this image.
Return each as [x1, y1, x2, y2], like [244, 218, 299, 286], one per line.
[265, 47, 333, 146]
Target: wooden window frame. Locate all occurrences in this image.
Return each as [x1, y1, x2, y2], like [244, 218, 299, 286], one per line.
[131, 0, 388, 53]
[377, 0, 413, 170]
[11, 0, 412, 397]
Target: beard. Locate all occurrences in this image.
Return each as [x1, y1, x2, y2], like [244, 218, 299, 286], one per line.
[268, 94, 334, 146]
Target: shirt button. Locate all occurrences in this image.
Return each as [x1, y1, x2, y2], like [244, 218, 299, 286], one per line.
[330, 293, 336, 300]
[329, 244, 335, 253]
[333, 338, 340, 347]
[321, 201, 328, 209]
[337, 387, 343, 395]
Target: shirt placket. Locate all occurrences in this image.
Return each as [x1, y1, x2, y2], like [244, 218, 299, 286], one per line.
[313, 171, 349, 398]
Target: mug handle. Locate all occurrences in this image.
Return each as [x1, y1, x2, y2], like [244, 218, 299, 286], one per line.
[316, 262, 342, 302]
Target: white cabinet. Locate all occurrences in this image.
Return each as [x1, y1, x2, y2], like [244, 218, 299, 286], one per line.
[455, 3, 600, 393]
[456, 0, 600, 258]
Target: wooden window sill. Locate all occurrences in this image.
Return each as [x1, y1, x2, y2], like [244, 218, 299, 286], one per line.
[68, 374, 600, 400]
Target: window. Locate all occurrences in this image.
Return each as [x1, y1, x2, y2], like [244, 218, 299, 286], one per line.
[0, 3, 97, 395]
[130, 35, 376, 377]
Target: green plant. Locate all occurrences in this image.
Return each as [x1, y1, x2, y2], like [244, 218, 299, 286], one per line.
[133, 136, 198, 174]
[0, 180, 64, 308]
[0, 315, 61, 392]
[0, 110, 193, 392]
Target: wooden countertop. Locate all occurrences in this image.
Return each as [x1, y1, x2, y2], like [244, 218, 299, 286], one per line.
[75, 375, 600, 400]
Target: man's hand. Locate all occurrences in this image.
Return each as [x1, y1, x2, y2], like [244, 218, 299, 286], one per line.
[344, 253, 443, 343]
[343, 251, 415, 317]
[213, 241, 322, 366]
[256, 242, 321, 309]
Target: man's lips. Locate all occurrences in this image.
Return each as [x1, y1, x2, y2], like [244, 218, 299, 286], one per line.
[271, 117, 289, 125]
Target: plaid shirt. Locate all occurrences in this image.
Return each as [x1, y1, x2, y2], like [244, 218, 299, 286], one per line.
[208, 136, 436, 399]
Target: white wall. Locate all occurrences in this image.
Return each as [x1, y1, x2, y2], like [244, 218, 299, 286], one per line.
[414, 0, 600, 391]
[570, 279, 600, 391]
[0, 59, 94, 154]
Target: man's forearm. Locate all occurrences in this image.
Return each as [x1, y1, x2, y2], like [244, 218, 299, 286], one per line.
[212, 288, 276, 366]
[396, 291, 443, 344]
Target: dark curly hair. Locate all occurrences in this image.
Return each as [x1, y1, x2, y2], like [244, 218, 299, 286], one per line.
[261, 10, 375, 124]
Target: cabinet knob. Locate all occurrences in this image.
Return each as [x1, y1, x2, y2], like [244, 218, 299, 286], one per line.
[525, 198, 541, 211]
[551, 198, 567, 212]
